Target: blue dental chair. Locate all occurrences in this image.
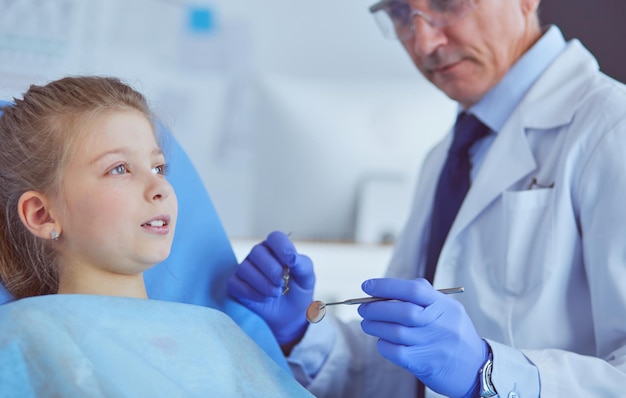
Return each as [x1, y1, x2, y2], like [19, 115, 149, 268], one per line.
[0, 101, 287, 370]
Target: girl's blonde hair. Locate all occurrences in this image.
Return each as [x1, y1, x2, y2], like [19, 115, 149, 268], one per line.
[0, 76, 154, 299]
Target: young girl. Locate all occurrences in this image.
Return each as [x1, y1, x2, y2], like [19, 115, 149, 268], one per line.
[0, 76, 176, 300]
[0, 77, 312, 397]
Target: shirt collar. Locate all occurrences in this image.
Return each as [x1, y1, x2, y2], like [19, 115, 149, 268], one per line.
[466, 25, 567, 132]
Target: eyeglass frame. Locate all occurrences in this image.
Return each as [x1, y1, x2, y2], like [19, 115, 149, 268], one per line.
[368, 0, 479, 41]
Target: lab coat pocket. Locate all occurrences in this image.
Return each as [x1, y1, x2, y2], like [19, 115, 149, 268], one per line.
[501, 188, 554, 295]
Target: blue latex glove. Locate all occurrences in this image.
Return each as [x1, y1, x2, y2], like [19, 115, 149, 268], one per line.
[227, 231, 315, 346]
[358, 278, 488, 398]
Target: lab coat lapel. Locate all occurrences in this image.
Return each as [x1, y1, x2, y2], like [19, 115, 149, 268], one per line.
[443, 40, 597, 246]
[448, 115, 536, 239]
[392, 137, 451, 280]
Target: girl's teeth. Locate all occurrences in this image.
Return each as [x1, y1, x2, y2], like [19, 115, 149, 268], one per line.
[149, 220, 165, 227]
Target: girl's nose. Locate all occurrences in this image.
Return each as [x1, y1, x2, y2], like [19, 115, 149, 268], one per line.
[146, 173, 172, 202]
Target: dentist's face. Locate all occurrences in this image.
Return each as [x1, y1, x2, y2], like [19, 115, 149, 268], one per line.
[401, 0, 540, 108]
[54, 109, 177, 288]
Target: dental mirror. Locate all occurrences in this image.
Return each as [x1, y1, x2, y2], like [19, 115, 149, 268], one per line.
[306, 286, 464, 324]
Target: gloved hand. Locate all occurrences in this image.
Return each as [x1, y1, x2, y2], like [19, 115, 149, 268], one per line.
[358, 278, 488, 398]
[227, 231, 315, 347]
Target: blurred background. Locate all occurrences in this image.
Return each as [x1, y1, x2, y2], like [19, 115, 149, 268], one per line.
[1, 0, 622, 318]
[0, 0, 456, 244]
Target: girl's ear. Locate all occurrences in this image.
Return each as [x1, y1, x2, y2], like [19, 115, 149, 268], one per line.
[18, 191, 61, 240]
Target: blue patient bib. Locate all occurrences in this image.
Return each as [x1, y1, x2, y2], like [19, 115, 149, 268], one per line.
[0, 295, 312, 397]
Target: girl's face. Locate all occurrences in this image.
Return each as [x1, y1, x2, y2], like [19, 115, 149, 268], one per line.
[53, 109, 177, 296]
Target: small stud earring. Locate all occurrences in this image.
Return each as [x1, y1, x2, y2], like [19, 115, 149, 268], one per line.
[50, 230, 60, 241]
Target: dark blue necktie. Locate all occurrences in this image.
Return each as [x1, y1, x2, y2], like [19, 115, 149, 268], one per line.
[417, 112, 490, 398]
[424, 112, 490, 283]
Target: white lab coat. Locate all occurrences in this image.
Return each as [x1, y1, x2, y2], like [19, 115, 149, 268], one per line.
[305, 40, 626, 397]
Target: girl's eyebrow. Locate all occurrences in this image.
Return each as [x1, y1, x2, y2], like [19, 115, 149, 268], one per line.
[89, 148, 127, 165]
[89, 147, 164, 165]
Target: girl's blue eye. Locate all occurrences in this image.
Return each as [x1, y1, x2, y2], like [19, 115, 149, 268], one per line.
[152, 163, 167, 175]
[110, 164, 128, 175]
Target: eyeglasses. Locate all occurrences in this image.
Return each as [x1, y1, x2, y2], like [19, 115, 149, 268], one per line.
[369, 0, 478, 41]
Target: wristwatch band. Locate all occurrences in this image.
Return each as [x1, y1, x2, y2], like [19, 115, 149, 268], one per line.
[479, 351, 497, 397]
